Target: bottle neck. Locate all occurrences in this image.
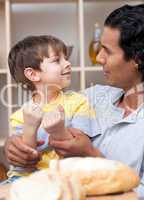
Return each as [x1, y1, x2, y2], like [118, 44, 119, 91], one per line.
[93, 27, 101, 41]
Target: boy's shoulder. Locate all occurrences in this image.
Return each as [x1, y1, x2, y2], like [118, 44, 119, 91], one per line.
[10, 108, 23, 124]
[64, 90, 87, 102]
[63, 90, 95, 118]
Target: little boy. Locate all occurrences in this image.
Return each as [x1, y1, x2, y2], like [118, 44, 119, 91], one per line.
[7, 35, 96, 180]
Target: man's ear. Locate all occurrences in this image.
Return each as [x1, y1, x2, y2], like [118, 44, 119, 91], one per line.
[134, 63, 139, 70]
[24, 68, 41, 82]
[131, 59, 139, 70]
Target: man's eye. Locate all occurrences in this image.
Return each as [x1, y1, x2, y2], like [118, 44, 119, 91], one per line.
[105, 48, 112, 55]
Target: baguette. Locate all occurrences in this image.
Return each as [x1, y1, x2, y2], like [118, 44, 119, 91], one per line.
[49, 157, 140, 196]
[10, 169, 86, 200]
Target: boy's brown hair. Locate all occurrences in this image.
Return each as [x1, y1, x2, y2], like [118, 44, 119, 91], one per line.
[8, 35, 67, 91]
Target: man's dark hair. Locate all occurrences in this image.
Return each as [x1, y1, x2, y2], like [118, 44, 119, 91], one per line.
[8, 35, 67, 91]
[104, 4, 144, 81]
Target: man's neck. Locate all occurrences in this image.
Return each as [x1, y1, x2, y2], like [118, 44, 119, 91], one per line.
[118, 83, 144, 116]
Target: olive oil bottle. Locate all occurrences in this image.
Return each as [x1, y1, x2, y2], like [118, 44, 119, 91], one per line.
[89, 23, 101, 65]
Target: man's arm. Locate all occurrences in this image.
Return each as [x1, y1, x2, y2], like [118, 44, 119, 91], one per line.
[134, 173, 144, 198]
[49, 128, 104, 158]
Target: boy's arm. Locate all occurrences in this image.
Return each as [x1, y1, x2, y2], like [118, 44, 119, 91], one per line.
[4, 110, 41, 167]
[48, 94, 103, 157]
[22, 102, 43, 148]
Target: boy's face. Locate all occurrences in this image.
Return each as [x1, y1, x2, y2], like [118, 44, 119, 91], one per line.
[39, 46, 71, 90]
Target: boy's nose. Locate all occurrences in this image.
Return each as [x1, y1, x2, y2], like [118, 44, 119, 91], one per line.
[63, 60, 71, 69]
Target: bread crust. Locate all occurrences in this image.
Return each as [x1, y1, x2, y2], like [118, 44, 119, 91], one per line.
[49, 157, 140, 196]
[10, 170, 86, 200]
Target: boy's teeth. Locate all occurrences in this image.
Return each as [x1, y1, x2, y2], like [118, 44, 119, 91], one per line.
[62, 72, 70, 75]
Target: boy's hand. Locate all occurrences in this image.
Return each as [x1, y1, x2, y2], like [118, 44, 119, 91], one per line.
[42, 105, 65, 133]
[23, 101, 43, 128]
[4, 135, 43, 167]
[22, 101, 43, 148]
[42, 105, 72, 140]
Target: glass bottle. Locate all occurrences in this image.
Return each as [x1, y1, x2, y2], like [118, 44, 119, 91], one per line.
[89, 23, 101, 65]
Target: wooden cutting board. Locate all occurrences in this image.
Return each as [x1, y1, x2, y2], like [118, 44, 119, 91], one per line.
[0, 184, 138, 200]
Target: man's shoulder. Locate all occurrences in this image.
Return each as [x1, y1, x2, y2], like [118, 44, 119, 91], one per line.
[84, 84, 122, 95]
[84, 84, 123, 106]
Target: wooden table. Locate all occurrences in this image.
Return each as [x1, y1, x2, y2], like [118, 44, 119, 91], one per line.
[0, 184, 138, 200]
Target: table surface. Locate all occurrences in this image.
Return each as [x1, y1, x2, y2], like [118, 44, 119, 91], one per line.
[0, 184, 139, 200]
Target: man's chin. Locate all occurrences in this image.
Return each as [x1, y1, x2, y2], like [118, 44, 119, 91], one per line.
[105, 80, 122, 89]
[104, 79, 117, 88]
[104, 78, 111, 86]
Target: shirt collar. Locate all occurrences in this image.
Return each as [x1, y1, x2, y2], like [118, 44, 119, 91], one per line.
[111, 88, 124, 104]
[112, 101, 144, 125]
[110, 88, 144, 124]
[121, 103, 144, 123]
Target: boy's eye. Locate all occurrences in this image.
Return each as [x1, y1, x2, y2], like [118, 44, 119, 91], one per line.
[50, 56, 59, 63]
[64, 55, 68, 61]
[53, 58, 60, 63]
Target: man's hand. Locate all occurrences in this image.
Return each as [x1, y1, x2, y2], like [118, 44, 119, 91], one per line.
[4, 135, 43, 167]
[49, 128, 104, 158]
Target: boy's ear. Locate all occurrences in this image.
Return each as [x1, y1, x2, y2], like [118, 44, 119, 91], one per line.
[24, 68, 41, 82]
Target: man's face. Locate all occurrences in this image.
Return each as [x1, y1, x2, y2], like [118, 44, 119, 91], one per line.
[97, 26, 141, 91]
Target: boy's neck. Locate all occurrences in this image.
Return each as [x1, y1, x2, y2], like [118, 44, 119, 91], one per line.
[32, 89, 60, 104]
[33, 84, 62, 104]
[47, 90, 60, 103]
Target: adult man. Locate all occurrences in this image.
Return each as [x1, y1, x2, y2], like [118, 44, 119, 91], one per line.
[4, 4, 144, 197]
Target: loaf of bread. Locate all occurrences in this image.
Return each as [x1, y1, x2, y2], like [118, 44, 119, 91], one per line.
[49, 157, 140, 196]
[10, 157, 140, 199]
[10, 169, 86, 200]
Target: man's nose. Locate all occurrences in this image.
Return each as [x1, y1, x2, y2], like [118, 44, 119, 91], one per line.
[96, 50, 105, 65]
